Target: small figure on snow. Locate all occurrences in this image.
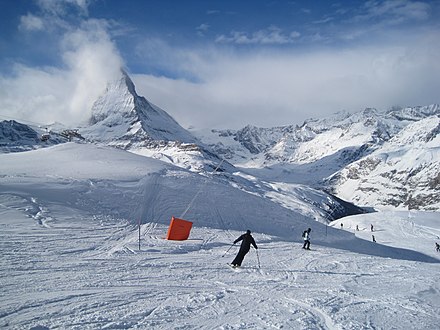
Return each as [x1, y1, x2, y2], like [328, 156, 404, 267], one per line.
[340, 223, 343, 229]
[356, 225, 359, 231]
[371, 224, 374, 232]
[302, 228, 312, 250]
[231, 230, 258, 267]
[372, 235, 376, 242]
[436, 242, 440, 252]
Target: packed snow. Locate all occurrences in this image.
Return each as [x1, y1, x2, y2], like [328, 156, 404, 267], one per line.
[1, 143, 439, 329]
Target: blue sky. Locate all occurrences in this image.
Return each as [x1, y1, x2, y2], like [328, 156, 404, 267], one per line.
[0, 0, 439, 129]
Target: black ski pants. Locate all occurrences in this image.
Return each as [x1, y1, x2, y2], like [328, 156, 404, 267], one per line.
[303, 240, 310, 249]
[232, 247, 250, 266]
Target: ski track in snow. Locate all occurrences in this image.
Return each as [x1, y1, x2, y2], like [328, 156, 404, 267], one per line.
[1, 193, 440, 330]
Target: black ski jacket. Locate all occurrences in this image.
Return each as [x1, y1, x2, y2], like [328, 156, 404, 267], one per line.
[234, 233, 258, 251]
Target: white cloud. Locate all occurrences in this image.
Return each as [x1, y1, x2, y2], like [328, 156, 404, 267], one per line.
[0, 19, 123, 126]
[357, 0, 431, 24]
[132, 30, 440, 130]
[19, 13, 45, 31]
[60, 20, 124, 122]
[37, 0, 90, 16]
[196, 23, 210, 37]
[216, 26, 301, 45]
[197, 23, 210, 32]
[18, 0, 92, 35]
[0, 0, 124, 126]
[368, 0, 430, 19]
[2, 0, 438, 132]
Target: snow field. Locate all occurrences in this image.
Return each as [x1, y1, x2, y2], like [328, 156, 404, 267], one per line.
[1, 143, 439, 329]
[1, 196, 439, 329]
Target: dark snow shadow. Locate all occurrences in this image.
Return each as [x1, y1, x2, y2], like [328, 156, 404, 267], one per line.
[316, 237, 440, 264]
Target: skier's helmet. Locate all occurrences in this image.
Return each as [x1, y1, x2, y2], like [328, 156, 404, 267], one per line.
[246, 229, 251, 234]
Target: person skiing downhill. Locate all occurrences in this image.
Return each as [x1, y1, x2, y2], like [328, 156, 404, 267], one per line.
[302, 228, 311, 250]
[231, 230, 258, 267]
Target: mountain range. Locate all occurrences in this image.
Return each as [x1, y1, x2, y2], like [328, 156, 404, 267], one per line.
[1, 69, 439, 213]
[197, 104, 440, 211]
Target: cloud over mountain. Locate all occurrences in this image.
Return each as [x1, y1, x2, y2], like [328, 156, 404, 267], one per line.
[0, 1, 123, 126]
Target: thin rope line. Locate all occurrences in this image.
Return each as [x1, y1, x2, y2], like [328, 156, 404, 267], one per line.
[180, 159, 224, 219]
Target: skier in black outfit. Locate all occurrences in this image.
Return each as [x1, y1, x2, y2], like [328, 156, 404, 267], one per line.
[231, 230, 258, 267]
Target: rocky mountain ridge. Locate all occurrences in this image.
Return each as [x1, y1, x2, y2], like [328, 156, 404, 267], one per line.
[197, 104, 440, 210]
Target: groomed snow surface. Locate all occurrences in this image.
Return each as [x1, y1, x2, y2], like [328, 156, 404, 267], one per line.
[1, 143, 439, 329]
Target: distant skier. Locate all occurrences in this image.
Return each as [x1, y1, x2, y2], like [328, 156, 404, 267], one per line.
[356, 225, 359, 231]
[436, 242, 440, 252]
[371, 224, 374, 232]
[340, 223, 343, 229]
[302, 228, 312, 250]
[230, 230, 258, 267]
[372, 235, 376, 242]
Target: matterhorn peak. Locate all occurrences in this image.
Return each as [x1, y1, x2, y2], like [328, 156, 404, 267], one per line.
[82, 69, 196, 144]
[106, 68, 141, 99]
[89, 69, 144, 125]
[119, 69, 137, 96]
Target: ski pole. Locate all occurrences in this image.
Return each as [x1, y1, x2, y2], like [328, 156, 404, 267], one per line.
[222, 243, 235, 257]
[255, 248, 261, 269]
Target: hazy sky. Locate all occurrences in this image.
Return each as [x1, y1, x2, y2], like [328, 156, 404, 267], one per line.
[0, 0, 439, 129]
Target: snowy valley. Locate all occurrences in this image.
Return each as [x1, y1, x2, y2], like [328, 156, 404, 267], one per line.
[1, 70, 439, 329]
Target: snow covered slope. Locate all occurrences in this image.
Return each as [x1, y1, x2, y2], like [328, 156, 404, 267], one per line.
[1, 142, 439, 329]
[0, 143, 357, 231]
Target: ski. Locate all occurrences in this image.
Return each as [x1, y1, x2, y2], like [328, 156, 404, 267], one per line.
[227, 263, 241, 270]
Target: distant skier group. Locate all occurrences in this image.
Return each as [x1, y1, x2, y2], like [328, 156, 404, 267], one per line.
[436, 242, 440, 252]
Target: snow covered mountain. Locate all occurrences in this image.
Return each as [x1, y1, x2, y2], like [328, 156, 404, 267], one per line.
[0, 120, 43, 152]
[200, 105, 439, 166]
[83, 70, 196, 144]
[0, 120, 70, 152]
[79, 70, 227, 173]
[2, 68, 439, 212]
[330, 113, 440, 210]
[0, 71, 364, 223]
[195, 105, 440, 210]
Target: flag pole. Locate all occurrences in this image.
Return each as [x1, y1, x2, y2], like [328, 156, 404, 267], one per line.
[138, 218, 141, 251]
